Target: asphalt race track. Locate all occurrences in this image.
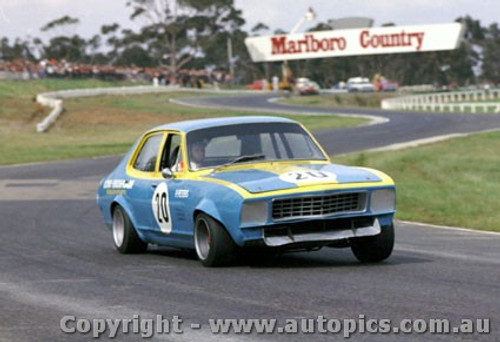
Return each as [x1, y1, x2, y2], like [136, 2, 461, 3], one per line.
[177, 94, 500, 154]
[1, 94, 500, 342]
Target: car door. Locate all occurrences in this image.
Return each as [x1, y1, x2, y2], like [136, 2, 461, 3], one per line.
[126, 131, 190, 242]
[150, 132, 183, 235]
[158, 133, 195, 241]
[125, 131, 166, 233]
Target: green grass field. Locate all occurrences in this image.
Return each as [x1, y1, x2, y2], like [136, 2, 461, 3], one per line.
[0, 79, 366, 165]
[333, 131, 500, 232]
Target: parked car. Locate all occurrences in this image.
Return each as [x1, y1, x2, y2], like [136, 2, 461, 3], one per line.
[96, 116, 395, 266]
[246, 79, 268, 91]
[295, 77, 320, 95]
[346, 77, 375, 92]
[373, 74, 399, 92]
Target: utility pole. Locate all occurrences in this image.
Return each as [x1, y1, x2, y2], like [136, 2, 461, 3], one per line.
[227, 37, 234, 85]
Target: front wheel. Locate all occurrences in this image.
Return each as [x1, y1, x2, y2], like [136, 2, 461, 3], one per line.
[194, 213, 237, 267]
[350, 223, 394, 263]
[112, 205, 147, 254]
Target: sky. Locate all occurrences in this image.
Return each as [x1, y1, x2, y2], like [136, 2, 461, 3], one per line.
[0, 0, 499, 41]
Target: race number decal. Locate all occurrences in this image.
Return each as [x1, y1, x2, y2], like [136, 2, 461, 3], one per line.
[279, 170, 338, 184]
[152, 182, 172, 233]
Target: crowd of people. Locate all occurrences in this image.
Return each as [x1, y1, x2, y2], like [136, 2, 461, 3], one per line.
[0, 59, 231, 87]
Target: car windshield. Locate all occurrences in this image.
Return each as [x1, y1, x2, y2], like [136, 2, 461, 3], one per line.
[186, 122, 327, 170]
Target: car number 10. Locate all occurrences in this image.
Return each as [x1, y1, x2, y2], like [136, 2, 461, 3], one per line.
[152, 182, 172, 233]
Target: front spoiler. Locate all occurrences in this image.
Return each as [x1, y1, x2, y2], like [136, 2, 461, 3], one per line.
[263, 218, 381, 247]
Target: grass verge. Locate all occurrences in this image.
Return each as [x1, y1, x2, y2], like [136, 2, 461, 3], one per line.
[333, 131, 500, 232]
[0, 80, 366, 165]
[279, 93, 398, 109]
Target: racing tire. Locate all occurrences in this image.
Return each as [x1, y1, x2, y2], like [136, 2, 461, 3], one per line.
[350, 223, 394, 263]
[194, 213, 238, 267]
[112, 206, 148, 254]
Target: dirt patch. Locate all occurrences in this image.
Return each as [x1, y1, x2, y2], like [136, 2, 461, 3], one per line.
[1, 98, 49, 122]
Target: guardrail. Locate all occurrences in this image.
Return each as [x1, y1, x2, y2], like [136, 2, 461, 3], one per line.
[35, 85, 264, 133]
[381, 89, 500, 113]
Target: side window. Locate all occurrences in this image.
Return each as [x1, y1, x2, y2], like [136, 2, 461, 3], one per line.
[160, 134, 182, 171]
[133, 134, 163, 172]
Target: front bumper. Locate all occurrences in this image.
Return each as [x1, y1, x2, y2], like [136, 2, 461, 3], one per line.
[263, 216, 381, 247]
[235, 187, 395, 247]
[238, 214, 393, 248]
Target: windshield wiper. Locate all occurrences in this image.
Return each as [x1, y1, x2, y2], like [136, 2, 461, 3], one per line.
[212, 154, 266, 173]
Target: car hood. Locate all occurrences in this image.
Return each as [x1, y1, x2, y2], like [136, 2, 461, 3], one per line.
[203, 163, 382, 194]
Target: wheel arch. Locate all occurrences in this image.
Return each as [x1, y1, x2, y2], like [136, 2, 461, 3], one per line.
[193, 199, 224, 226]
[110, 196, 145, 241]
[193, 208, 226, 233]
[193, 203, 241, 246]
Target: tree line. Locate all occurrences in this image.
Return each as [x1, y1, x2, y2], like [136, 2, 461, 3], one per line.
[1, 0, 499, 87]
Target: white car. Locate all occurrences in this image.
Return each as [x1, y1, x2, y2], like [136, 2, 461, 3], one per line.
[346, 77, 375, 93]
[295, 77, 320, 95]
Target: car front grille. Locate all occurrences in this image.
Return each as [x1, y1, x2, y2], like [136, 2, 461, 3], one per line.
[272, 192, 367, 220]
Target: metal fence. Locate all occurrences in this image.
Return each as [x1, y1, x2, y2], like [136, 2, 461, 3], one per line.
[381, 89, 500, 113]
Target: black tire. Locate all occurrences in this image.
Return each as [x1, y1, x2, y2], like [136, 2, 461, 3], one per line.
[112, 205, 148, 254]
[194, 213, 238, 267]
[351, 223, 394, 263]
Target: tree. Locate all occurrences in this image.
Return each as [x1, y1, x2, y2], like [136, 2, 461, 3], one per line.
[0, 37, 36, 61]
[195, 0, 246, 69]
[251, 23, 269, 36]
[87, 35, 102, 63]
[127, 0, 227, 74]
[41, 16, 80, 37]
[115, 45, 156, 67]
[482, 24, 500, 84]
[39, 16, 87, 62]
[43, 35, 88, 62]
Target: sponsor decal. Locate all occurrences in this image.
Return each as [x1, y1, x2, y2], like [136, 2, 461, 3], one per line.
[271, 34, 346, 55]
[103, 179, 135, 190]
[359, 30, 424, 51]
[279, 171, 337, 184]
[270, 31, 426, 54]
[175, 189, 190, 199]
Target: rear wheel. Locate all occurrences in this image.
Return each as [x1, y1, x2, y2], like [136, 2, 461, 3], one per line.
[194, 213, 237, 267]
[112, 206, 147, 254]
[351, 223, 394, 263]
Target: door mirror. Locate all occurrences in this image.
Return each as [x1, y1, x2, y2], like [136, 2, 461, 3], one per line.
[161, 167, 174, 179]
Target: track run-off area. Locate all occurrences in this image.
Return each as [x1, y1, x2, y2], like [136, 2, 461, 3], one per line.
[1, 93, 500, 342]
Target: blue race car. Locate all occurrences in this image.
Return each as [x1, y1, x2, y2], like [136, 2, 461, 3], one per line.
[96, 116, 395, 266]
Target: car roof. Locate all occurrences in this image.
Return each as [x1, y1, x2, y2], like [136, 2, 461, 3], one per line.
[147, 116, 298, 133]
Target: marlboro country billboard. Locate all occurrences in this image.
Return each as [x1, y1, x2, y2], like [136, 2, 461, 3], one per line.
[244, 23, 464, 62]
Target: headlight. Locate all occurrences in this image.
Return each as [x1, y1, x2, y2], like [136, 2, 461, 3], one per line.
[241, 201, 268, 226]
[370, 188, 395, 213]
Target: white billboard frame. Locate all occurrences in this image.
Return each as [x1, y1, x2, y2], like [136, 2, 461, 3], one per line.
[245, 23, 465, 62]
